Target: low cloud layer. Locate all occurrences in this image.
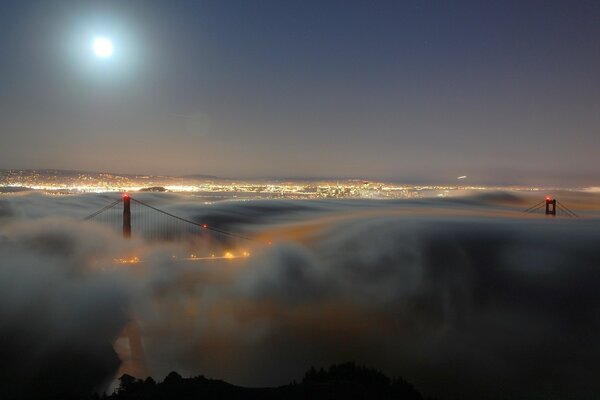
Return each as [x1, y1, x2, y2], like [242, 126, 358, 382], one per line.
[0, 219, 131, 399]
[0, 192, 599, 399]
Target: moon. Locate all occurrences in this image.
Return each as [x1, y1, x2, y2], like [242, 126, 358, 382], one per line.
[92, 37, 114, 58]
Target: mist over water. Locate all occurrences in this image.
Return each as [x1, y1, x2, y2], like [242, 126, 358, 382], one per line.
[1, 191, 599, 399]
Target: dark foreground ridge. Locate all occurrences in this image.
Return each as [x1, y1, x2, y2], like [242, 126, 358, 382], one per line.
[106, 363, 431, 400]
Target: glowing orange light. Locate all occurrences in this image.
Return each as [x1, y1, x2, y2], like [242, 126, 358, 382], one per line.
[202, 224, 208, 228]
[114, 256, 141, 264]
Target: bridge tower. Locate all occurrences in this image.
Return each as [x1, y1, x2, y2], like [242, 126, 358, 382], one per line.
[545, 197, 556, 216]
[123, 193, 132, 238]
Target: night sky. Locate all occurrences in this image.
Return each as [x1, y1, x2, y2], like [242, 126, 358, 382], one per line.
[0, 0, 598, 185]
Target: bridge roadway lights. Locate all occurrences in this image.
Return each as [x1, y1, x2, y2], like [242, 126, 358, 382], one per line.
[123, 193, 131, 238]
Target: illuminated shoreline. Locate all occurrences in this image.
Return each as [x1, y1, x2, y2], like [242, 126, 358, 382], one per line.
[0, 169, 569, 200]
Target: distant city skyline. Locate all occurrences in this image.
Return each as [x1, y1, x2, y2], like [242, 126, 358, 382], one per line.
[2, 168, 597, 192]
[1, 1, 598, 186]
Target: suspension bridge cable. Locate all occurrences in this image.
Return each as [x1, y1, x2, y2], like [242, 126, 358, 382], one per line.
[557, 202, 578, 217]
[524, 204, 546, 213]
[130, 197, 257, 242]
[82, 199, 122, 220]
[523, 201, 545, 213]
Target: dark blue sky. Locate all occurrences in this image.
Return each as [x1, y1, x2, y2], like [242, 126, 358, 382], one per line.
[0, 0, 598, 185]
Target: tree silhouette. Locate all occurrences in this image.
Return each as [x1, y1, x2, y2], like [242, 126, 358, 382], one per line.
[108, 362, 430, 400]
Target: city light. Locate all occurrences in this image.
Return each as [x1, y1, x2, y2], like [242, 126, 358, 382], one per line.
[113, 250, 252, 265]
[0, 170, 502, 199]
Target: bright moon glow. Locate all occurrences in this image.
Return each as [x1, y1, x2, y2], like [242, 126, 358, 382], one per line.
[92, 37, 114, 58]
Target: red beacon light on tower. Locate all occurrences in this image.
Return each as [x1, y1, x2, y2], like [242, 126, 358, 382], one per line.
[122, 193, 130, 199]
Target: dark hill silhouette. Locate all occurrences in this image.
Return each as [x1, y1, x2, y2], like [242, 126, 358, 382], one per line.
[106, 362, 431, 400]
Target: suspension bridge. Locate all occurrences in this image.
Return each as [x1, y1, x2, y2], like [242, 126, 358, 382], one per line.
[83, 193, 262, 263]
[83, 193, 579, 250]
[84, 194, 580, 243]
[523, 196, 578, 217]
[81, 192, 581, 263]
